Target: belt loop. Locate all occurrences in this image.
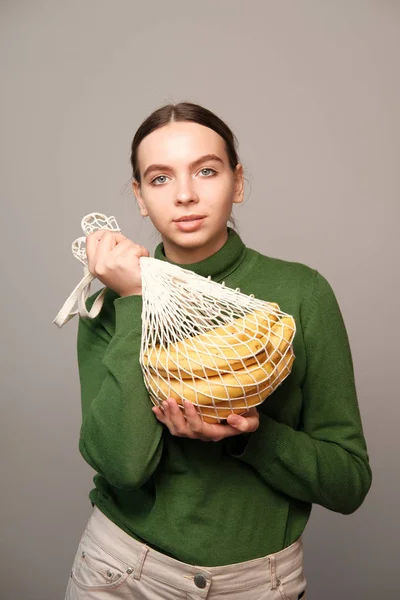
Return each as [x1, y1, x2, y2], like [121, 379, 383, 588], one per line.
[133, 545, 149, 581]
[269, 556, 277, 590]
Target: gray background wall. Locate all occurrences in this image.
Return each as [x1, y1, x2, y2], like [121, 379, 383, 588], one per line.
[1, 1, 398, 598]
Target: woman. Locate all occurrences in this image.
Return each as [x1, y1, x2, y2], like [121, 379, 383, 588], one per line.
[65, 102, 372, 599]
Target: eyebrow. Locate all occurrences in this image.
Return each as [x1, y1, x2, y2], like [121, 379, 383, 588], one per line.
[142, 154, 225, 179]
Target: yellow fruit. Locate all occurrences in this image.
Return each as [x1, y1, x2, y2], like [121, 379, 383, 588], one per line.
[143, 305, 296, 422]
[146, 347, 293, 407]
[266, 316, 296, 364]
[143, 308, 294, 378]
[193, 351, 295, 422]
[145, 339, 266, 378]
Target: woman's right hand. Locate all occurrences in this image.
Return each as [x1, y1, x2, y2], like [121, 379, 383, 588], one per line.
[86, 229, 149, 297]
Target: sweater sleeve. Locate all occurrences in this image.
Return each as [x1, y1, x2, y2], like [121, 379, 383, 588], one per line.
[77, 292, 164, 490]
[227, 271, 372, 514]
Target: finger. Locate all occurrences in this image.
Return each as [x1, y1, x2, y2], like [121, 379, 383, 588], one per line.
[86, 231, 126, 273]
[201, 420, 244, 440]
[166, 398, 191, 436]
[240, 407, 259, 424]
[152, 406, 166, 423]
[95, 231, 126, 266]
[160, 400, 181, 436]
[86, 229, 125, 249]
[182, 400, 205, 434]
[184, 402, 242, 441]
[85, 230, 108, 271]
[137, 244, 150, 259]
[226, 414, 248, 431]
[226, 409, 259, 432]
[109, 239, 149, 259]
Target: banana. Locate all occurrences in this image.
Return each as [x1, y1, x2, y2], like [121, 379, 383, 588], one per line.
[143, 308, 293, 378]
[199, 307, 279, 347]
[145, 315, 295, 378]
[143, 303, 296, 421]
[163, 351, 295, 423]
[147, 372, 267, 407]
[266, 316, 296, 364]
[146, 346, 294, 407]
[183, 388, 271, 423]
[188, 352, 295, 423]
[145, 339, 266, 378]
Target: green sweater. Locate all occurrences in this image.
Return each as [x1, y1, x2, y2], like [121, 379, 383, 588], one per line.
[77, 228, 371, 566]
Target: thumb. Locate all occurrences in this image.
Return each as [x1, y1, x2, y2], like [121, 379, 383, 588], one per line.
[113, 232, 128, 243]
[226, 413, 249, 432]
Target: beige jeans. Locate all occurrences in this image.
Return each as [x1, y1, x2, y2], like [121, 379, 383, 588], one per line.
[65, 506, 306, 599]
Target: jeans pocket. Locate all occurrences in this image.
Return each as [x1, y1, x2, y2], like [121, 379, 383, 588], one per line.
[277, 565, 307, 600]
[71, 528, 131, 592]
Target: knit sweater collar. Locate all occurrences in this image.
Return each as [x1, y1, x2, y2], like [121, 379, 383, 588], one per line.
[153, 227, 247, 282]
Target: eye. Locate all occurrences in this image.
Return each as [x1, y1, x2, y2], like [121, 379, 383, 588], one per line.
[199, 168, 216, 177]
[151, 175, 169, 186]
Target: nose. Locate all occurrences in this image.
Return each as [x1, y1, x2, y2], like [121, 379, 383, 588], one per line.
[175, 176, 199, 206]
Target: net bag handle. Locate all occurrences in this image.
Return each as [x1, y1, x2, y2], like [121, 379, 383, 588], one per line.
[53, 213, 121, 328]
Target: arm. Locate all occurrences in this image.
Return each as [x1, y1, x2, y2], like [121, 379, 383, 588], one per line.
[78, 291, 164, 490]
[227, 271, 372, 514]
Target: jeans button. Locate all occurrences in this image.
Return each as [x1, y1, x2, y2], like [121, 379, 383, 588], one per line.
[194, 573, 207, 589]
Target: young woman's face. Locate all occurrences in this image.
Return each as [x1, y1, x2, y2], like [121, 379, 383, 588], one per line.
[133, 121, 243, 263]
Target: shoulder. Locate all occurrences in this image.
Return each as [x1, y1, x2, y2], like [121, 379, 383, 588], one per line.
[243, 247, 339, 316]
[245, 246, 319, 291]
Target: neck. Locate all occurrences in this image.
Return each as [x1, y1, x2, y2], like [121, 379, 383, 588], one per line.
[162, 229, 229, 265]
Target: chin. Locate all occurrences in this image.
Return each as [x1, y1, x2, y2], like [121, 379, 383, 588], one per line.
[160, 220, 228, 253]
[170, 231, 207, 248]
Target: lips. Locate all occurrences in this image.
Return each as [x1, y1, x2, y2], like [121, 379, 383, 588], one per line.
[174, 215, 206, 222]
[173, 215, 207, 233]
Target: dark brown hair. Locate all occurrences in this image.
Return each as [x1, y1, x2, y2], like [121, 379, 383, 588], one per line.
[130, 102, 241, 229]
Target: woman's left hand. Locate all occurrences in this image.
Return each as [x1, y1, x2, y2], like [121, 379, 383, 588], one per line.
[152, 398, 259, 442]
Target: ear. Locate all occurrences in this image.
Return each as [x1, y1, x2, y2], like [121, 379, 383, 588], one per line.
[132, 180, 149, 217]
[232, 164, 244, 205]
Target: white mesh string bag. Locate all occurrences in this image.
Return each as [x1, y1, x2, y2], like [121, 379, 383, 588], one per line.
[139, 257, 296, 423]
[54, 213, 296, 423]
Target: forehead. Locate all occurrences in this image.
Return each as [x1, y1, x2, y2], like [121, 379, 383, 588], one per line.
[137, 122, 227, 167]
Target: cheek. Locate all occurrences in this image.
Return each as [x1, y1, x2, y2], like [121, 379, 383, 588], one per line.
[200, 176, 235, 202]
[146, 206, 170, 226]
[141, 191, 172, 215]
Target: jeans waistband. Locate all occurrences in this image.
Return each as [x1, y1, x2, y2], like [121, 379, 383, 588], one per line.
[87, 506, 304, 597]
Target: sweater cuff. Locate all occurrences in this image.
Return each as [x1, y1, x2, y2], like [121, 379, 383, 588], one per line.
[227, 413, 288, 471]
[114, 295, 143, 336]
